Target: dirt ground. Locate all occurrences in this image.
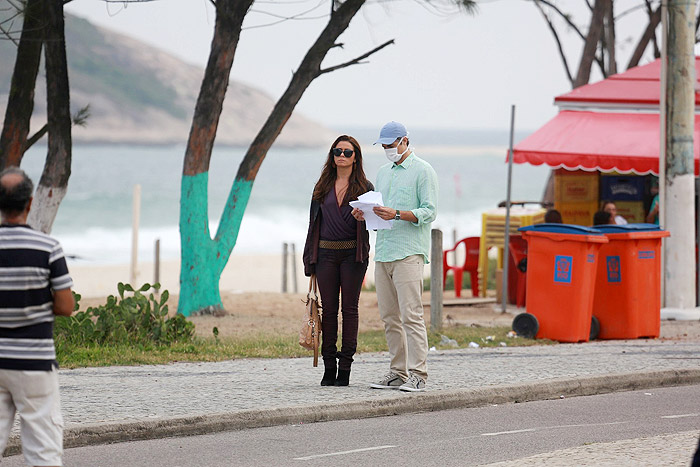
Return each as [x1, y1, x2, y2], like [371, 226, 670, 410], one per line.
[79, 290, 511, 338]
[185, 290, 514, 339]
[79, 291, 700, 341]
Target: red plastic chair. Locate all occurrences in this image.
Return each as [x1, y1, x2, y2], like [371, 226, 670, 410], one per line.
[443, 237, 481, 297]
[508, 235, 528, 308]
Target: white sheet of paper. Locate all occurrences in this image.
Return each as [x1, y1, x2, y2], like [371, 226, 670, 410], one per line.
[349, 191, 393, 230]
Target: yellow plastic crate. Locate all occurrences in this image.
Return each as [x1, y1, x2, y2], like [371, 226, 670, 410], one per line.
[478, 207, 546, 297]
[615, 200, 645, 223]
[555, 170, 599, 203]
[555, 200, 598, 226]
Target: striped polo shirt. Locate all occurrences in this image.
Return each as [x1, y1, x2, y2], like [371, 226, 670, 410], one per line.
[0, 224, 73, 370]
[374, 152, 439, 263]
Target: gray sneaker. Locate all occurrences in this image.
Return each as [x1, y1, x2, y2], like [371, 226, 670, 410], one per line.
[369, 372, 404, 389]
[399, 373, 426, 392]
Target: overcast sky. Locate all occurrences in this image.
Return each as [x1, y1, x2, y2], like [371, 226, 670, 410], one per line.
[64, 0, 662, 133]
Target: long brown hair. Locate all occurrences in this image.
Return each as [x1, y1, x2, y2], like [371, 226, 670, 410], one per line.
[312, 135, 369, 203]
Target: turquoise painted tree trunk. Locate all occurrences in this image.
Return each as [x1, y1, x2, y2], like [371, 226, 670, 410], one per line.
[178, 0, 253, 316]
[179, 173, 252, 315]
[178, 0, 394, 316]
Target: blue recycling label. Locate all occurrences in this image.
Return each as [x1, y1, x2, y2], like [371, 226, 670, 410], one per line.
[554, 255, 573, 283]
[587, 254, 595, 263]
[638, 250, 655, 259]
[606, 255, 621, 283]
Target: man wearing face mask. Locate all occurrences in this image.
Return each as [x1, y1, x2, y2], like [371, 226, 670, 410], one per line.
[352, 121, 438, 392]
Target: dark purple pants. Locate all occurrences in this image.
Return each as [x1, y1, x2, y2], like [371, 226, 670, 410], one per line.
[316, 248, 368, 370]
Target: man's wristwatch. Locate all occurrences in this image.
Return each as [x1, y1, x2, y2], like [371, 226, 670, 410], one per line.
[394, 210, 401, 221]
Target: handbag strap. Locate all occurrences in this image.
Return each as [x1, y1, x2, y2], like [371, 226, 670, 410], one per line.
[308, 274, 319, 301]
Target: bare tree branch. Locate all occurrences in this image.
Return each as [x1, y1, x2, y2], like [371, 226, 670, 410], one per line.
[604, 0, 616, 75]
[0, 1, 25, 45]
[616, 3, 650, 20]
[23, 124, 46, 152]
[574, 0, 605, 88]
[319, 39, 394, 75]
[534, 0, 574, 86]
[529, 0, 587, 40]
[410, 0, 478, 17]
[627, 2, 661, 69]
[245, 0, 328, 29]
[23, 104, 90, 152]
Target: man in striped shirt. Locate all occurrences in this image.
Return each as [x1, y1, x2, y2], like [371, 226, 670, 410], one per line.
[353, 121, 438, 393]
[0, 167, 74, 466]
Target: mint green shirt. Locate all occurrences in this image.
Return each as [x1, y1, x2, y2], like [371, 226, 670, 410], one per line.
[374, 152, 439, 263]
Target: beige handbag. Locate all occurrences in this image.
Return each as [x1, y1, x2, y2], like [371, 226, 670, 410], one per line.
[299, 274, 322, 366]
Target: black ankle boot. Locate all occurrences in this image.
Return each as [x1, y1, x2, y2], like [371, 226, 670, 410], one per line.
[320, 367, 336, 386]
[335, 369, 351, 386]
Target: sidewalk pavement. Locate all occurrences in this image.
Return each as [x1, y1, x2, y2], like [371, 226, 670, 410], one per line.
[5, 334, 700, 462]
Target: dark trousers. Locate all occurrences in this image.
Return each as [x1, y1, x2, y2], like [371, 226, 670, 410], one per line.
[316, 248, 368, 370]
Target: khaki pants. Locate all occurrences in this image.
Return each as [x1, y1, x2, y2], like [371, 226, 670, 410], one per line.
[0, 369, 63, 466]
[375, 255, 428, 381]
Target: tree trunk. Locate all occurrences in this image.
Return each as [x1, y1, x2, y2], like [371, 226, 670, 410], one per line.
[178, 0, 254, 316]
[0, 0, 44, 169]
[574, 0, 606, 88]
[216, 0, 367, 252]
[604, 0, 616, 75]
[27, 0, 72, 234]
[627, 5, 661, 69]
[178, 0, 367, 316]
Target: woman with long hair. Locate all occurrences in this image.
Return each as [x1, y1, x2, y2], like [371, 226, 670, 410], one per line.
[302, 135, 372, 386]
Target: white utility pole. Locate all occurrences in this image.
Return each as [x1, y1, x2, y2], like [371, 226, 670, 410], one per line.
[662, 0, 698, 319]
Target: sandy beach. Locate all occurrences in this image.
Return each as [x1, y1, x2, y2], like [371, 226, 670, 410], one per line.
[68, 252, 519, 339]
[68, 253, 315, 298]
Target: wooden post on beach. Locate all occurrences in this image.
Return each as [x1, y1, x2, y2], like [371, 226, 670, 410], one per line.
[282, 242, 288, 293]
[154, 238, 160, 286]
[290, 243, 298, 293]
[430, 229, 443, 331]
[130, 184, 141, 286]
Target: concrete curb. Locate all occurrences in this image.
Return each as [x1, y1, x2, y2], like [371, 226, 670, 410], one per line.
[5, 368, 700, 455]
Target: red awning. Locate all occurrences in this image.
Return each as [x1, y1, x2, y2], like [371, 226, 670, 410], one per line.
[554, 58, 700, 107]
[511, 110, 700, 176]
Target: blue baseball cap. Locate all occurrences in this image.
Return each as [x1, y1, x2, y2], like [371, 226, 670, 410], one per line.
[373, 121, 408, 145]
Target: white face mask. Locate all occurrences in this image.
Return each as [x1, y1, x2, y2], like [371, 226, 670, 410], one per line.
[384, 138, 409, 163]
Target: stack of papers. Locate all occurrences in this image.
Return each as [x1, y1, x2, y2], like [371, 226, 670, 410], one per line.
[349, 191, 393, 230]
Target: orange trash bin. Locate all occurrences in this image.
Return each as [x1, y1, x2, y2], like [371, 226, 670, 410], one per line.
[592, 224, 669, 339]
[518, 224, 608, 343]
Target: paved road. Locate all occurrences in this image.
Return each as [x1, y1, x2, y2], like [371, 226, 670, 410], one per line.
[4, 385, 698, 466]
[3, 338, 697, 448]
[1, 334, 700, 461]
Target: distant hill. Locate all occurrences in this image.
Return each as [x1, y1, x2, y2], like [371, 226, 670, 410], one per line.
[0, 14, 335, 147]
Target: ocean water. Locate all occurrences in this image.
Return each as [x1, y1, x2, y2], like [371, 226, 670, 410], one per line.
[19, 140, 550, 265]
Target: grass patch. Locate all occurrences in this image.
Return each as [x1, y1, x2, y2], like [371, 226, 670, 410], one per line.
[57, 326, 553, 368]
[55, 282, 553, 368]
